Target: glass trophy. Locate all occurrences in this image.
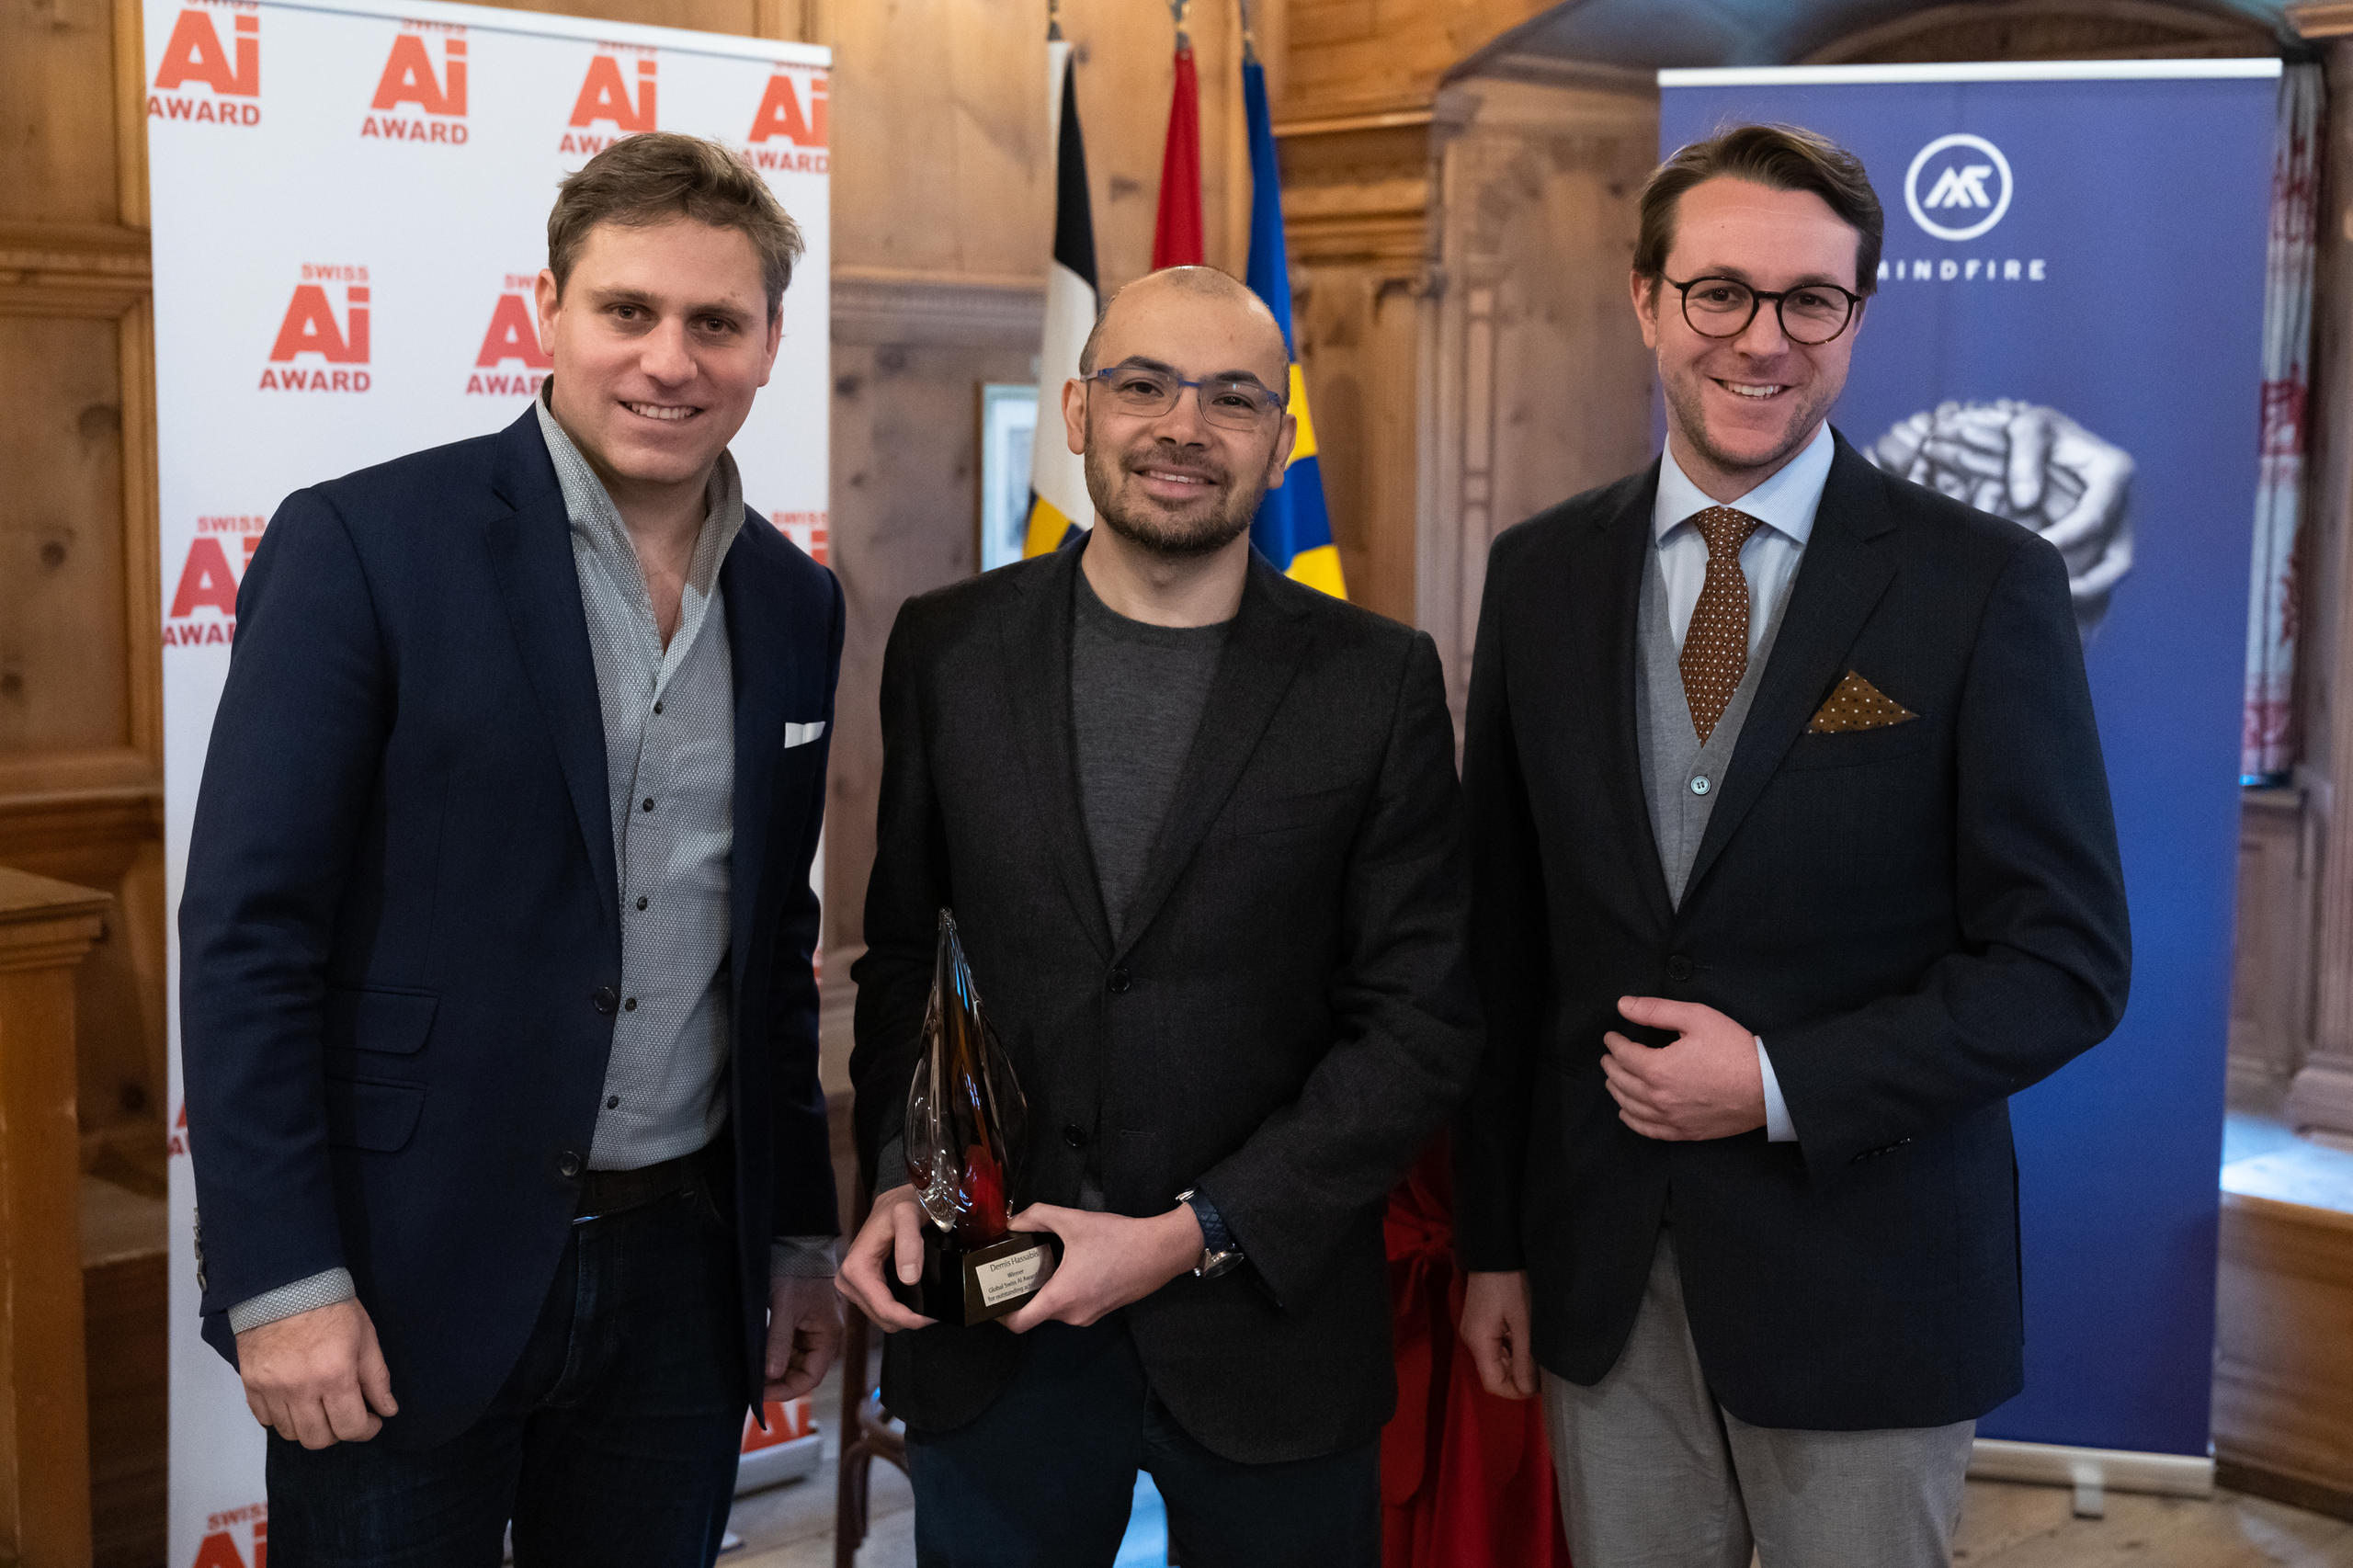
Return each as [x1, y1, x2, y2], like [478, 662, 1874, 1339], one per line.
[888, 909, 1056, 1325]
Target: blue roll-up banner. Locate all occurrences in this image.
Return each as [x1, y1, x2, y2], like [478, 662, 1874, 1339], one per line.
[1658, 61, 2279, 1460]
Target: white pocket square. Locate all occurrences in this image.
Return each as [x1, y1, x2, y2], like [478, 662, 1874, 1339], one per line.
[783, 721, 827, 748]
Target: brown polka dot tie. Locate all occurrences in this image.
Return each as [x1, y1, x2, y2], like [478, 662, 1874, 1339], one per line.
[1680, 506, 1763, 744]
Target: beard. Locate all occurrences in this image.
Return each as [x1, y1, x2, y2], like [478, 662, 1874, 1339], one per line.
[1660, 361, 1836, 483]
[1084, 437, 1267, 558]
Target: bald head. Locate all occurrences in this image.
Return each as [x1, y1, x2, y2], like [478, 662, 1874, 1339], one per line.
[1079, 267, 1290, 389]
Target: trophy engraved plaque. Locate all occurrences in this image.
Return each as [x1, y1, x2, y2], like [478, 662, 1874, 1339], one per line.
[888, 909, 1056, 1325]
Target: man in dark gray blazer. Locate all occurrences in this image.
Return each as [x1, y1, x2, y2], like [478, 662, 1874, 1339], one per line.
[836, 267, 1479, 1566]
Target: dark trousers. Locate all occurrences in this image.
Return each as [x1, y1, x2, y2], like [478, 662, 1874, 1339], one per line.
[264, 1182, 746, 1568]
[904, 1317, 1379, 1568]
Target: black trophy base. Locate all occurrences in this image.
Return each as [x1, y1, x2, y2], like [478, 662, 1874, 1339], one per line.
[888, 1228, 1057, 1326]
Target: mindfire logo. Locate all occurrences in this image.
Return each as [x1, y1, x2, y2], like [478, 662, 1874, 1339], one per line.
[562, 49, 654, 156]
[363, 24, 467, 143]
[742, 70, 826, 175]
[149, 3, 261, 127]
[165, 513, 267, 644]
[1905, 133, 2014, 242]
[468, 275, 552, 398]
[259, 266, 371, 392]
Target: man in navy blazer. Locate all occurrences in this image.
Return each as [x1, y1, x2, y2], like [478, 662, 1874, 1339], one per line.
[179, 133, 844, 1564]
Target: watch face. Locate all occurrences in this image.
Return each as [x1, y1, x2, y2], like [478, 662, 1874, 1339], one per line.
[1198, 1251, 1243, 1280]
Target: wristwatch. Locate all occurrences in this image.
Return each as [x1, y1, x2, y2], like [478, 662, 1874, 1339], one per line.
[1176, 1188, 1245, 1279]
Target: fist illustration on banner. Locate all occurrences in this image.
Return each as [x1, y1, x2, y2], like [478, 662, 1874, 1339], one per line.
[1868, 400, 2136, 639]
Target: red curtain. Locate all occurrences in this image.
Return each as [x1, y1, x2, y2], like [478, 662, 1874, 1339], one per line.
[1381, 1137, 1572, 1568]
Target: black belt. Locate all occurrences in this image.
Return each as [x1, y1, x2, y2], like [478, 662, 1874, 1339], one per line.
[573, 1146, 704, 1221]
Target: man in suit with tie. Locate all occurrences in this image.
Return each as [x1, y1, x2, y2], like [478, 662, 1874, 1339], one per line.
[179, 133, 844, 1564]
[835, 266, 1481, 1566]
[1452, 124, 2131, 1566]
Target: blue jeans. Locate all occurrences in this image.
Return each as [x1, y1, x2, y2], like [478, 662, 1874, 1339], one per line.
[904, 1317, 1379, 1568]
[263, 1182, 746, 1568]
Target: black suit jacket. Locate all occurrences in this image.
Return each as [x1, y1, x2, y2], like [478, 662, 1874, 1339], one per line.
[179, 407, 843, 1448]
[849, 540, 1480, 1464]
[1454, 431, 2131, 1430]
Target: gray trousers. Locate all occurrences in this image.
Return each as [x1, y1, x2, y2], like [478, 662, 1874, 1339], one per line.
[1542, 1234, 1974, 1568]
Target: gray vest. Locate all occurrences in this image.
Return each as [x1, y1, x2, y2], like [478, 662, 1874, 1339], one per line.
[1633, 539, 1795, 909]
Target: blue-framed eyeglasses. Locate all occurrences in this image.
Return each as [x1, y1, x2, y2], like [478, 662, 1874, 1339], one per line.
[1087, 365, 1287, 429]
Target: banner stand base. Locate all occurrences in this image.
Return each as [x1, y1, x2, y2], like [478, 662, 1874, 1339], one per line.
[1970, 1437, 2214, 1510]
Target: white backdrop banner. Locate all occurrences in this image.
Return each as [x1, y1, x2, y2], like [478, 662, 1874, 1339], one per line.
[145, 0, 830, 1558]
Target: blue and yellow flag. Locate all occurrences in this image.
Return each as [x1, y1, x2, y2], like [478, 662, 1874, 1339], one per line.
[1242, 31, 1344, 599]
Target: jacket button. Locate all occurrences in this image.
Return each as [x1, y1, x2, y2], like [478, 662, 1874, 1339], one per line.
[1063, 1124, 1086, 1150]
[592, 986, 619, 1015]
[558, 1151, 583, 1178]
[1665, 955, 1695, 983]
[1108, 966, 1131, 994]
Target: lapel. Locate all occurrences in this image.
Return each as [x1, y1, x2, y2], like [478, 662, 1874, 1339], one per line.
[997, 541, 1118, 961]
[1114, 551, 1315, 961]
[722, 523, 799, 1016]
[1560, 466, 1674, 934]
[482, 408, 620, 937]
[1681, 432, 1899, 902]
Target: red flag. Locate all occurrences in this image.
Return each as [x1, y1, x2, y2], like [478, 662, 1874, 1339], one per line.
[1151, 42, 1204, 268]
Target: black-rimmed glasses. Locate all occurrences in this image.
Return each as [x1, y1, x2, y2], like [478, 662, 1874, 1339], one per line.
[1664, 275, 1862, 346]
[1088, 365, 1287, 429]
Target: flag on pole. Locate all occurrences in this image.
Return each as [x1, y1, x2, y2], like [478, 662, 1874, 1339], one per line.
[1022, 16, 1100, 559]
[1152, 1, 1204, 268]
[1241, 11, 1345, 599]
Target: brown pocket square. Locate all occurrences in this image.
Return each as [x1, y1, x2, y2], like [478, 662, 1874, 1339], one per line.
[1808, 671, 1918, 733]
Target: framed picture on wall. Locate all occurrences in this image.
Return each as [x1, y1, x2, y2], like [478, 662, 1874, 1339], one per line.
[978, 382, 1039, 573]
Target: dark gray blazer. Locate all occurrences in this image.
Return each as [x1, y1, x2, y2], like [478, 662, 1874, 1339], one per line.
[850, 540, 1480, 1464]
[1455, 431, 2131, 1431]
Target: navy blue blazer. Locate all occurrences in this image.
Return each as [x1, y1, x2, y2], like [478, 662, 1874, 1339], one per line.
[179, 406, 843, 1448]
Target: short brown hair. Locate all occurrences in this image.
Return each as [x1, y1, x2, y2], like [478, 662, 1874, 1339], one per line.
[548, 132, 804, 318]
[1634, 123, 1882, 297]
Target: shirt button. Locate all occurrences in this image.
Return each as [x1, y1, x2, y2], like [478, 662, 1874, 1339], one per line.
[1063, 1124, 1086, 1150]
[636, 896, 649, 911]
[623, 996, 637, 1012]
[641, 797, 655, 812]
[558, 1152, 583, 1178]
[606, 1095, 620, 1109]
[1666, 955, 1695, 983]
[653, 701, 663, 715]
[591, 986, 619, 1015]
[1108, 966, 1131, 994]
[1689, 775, 1711, 797]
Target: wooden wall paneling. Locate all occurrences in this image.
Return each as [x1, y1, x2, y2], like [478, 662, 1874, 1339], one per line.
[0, 230, 169, 1167]
[1279, 0, 1552, 126]
[1804, 0, 2278, 65]
[1, 0, 128, 229]
[81, 1175, 165, 1568]
[2290, 35, 2353, 1135]
[112, 0, 148, 231]
[2234, 787, 2322, 1099]
[1415, 72, 1656, 727]
[826, 0, 1042, 279]
[1278, 118, 1433, 627]
[465, 0, 757, 40]
[819, 275, 1043, 1090]
[2216, 1167, 2353, 1504]
[0, 869, 110, 1568]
